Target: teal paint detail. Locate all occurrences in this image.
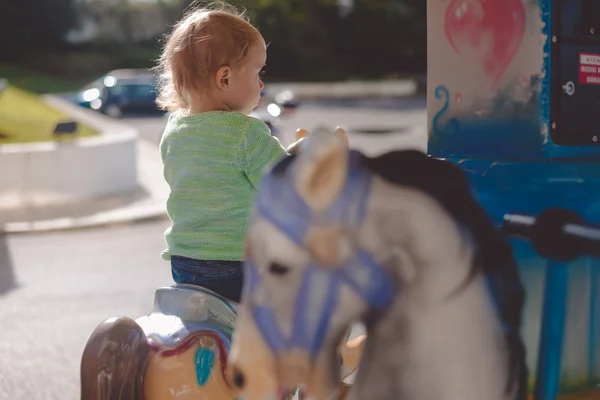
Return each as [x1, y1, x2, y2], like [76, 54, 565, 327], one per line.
[195, 347, 215, 387]
[539, 0, 552, 138]
[432, 85, 460, 137]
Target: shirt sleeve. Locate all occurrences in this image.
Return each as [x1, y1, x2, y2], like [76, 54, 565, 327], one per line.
[236, 117, 288, 188]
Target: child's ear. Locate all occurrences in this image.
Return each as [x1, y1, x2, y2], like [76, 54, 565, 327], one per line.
[215, 66, 230, 90]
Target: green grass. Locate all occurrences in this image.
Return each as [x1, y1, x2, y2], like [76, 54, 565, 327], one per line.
[0, 64, 80, 94]
[0, 85, 97, 144]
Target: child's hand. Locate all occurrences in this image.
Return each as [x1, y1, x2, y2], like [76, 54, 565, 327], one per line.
[286, 127, 348, 154]
[285, 128, 308, 154]
[296, 127, 310, 141]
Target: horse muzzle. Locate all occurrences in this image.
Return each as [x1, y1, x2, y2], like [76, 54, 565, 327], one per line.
[275, 348, 312, 389]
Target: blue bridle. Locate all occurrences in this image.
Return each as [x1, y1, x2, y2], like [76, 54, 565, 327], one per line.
[243, 151, 396, 359]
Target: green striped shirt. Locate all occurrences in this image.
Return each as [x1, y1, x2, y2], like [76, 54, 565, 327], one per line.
[159, 111, 287, 261]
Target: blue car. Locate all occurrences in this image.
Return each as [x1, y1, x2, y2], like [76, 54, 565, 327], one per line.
[63, 69, 299, 127]
[61, 69, 162, 118]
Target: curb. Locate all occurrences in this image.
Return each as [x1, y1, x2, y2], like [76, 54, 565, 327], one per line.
[2, 205, 167, 234]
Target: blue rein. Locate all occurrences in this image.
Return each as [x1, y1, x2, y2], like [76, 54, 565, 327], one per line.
[243, 151, 396, 358]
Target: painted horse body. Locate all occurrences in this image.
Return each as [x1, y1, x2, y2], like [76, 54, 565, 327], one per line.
[229, 131, 527, 400]
[138, 285, 237, 399]
[80, 283, 364, 399]
[81, 285, 238, 400]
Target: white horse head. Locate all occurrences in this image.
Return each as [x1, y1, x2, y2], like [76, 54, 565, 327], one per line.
[229, 130, 527, 400]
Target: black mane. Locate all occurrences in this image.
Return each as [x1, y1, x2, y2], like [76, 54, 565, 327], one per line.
[362, 150, 527, 399]
[359, 150, 514, 277]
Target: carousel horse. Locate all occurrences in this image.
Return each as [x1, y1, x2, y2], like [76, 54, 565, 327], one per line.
[228, 129, 528, 400]
[79, 128, 365, 400]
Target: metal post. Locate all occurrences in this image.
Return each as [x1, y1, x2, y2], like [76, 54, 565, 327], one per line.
[588, 263, 599, 388]
[535, 260, 570, 400]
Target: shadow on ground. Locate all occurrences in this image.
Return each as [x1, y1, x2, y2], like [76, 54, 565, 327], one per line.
[0, 233, 16, 295]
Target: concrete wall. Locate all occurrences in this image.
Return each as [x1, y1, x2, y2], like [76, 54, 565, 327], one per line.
[0, 97, 138, 208]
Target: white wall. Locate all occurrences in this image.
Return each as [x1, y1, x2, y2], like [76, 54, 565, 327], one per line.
[0, 97, 138, 208]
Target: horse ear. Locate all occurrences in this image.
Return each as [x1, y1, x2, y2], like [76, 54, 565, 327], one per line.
[335, 126, 349, 147]
[294, 130, 349, 210]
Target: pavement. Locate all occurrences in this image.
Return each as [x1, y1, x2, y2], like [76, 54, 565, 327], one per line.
[0, 218, 174, 400]
[0, 96, 427, 234]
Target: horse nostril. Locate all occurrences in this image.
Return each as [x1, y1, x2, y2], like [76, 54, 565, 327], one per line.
[233, 367, 245, 389]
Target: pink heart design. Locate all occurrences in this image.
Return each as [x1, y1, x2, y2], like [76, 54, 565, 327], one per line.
[444, 0, 526, 88]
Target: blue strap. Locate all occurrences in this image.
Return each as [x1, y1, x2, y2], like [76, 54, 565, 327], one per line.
[337, 250, 396, 309]
[253, 151, 372, 248]
[247, 263, 342, 357]
[246, 255, 395, 357]
[246, 150, 395, 357]
[253, 305, 288, 353]
[290, 267, 340, 355]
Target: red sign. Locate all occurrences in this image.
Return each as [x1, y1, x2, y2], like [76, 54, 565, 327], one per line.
[579, 53, 600, 85]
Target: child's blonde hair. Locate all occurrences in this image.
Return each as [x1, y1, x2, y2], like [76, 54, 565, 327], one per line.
[155, 2, 264, 112]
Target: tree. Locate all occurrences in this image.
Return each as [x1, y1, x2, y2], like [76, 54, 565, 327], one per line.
[151, 0, 426, 80]
[341, 0, 427, 76]
[0, 0, 80, 62]
[246, 0, 426, 80]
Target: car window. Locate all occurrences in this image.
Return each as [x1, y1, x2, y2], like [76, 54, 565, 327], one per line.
[109, 85, 124, 96]
[133, 84, 156, 98]
[112, 84, 155, 98]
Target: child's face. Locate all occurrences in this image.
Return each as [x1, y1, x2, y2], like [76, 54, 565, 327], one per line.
[226, 43, 266, 115]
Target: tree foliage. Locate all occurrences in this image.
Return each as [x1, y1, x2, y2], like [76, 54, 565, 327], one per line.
[0, 0, 80, 61]
[0, 0, 426, 81]
[173, 0, 426, 80]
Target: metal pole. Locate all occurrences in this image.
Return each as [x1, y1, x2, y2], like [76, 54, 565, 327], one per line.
[535, 260, 570, 400]
[588, 263, 599, 388]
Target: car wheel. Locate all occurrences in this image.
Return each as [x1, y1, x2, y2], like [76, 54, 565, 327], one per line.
[105, 104, 122, 118]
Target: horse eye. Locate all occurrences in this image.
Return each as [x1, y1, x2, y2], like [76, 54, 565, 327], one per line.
[269, 262, 289, 276]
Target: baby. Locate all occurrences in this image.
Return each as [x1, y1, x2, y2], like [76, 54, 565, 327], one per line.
[154, 3, 291, 303]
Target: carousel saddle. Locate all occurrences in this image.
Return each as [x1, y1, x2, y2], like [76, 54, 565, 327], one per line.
[135, 284, 238, 350]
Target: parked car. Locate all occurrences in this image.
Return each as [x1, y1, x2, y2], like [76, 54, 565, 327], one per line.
[271, 89, 299, 115]
[60, 69, 161, 118]
[63, 69, 300, 126]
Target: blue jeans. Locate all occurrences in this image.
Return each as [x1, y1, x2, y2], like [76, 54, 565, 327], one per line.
[171, 256, 243, 303]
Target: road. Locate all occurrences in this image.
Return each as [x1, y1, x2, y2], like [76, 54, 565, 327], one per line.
[124, 97, 428, 154]
[0, 220, 172, 400]
[0, 100, 426, 399]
